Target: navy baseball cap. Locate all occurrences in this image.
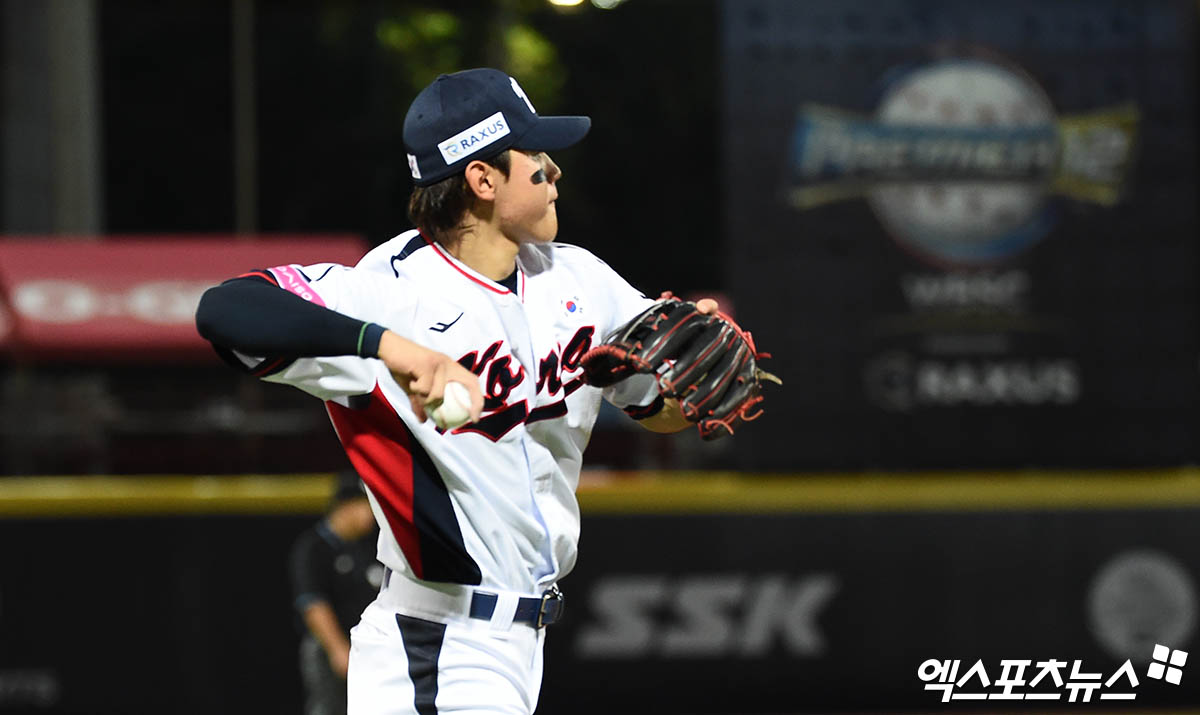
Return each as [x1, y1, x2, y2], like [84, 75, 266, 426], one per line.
[403, 68, 591, 186]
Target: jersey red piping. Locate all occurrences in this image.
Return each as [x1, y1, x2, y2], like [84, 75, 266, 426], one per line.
[237, 270, 278, 286]
[421, 233, 513, 296]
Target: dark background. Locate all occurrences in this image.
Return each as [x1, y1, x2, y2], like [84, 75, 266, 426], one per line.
[97, 0, 720, 292]
[3, 507, 1198, 713]
[1, 1, 1198, 713]
[3, 0, 727, 476]
[6, 0, 1194, 474]
[723, 0, 1198, 471]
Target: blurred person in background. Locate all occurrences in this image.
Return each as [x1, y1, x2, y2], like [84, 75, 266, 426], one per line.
[290, 470, 382, 715]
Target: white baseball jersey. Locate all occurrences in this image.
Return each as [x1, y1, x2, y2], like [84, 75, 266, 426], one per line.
[257, 230, 657, 594]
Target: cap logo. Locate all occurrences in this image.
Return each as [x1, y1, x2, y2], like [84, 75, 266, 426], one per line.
[407, 153, 421, 180]
[510, 77, 536, 114]
[437, 111, 511, 166]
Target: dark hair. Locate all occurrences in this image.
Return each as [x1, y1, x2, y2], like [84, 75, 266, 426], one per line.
[328, 470, 365, 511]
[408, 151, 511, 237]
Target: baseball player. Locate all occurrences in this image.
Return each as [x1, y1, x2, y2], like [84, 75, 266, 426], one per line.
[195, 68, 755, 714]
[290, 471, 382, 715]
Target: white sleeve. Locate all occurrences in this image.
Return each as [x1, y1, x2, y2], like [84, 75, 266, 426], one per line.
[257, 262, 412, 400]
[262, 262, 375, 319]
[572, 249, 662, 410]
[603, 373, 661, 411]
[264, 354, 381, 401]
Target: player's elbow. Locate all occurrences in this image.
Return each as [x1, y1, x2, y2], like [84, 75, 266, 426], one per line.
[194, 284, 234, 344]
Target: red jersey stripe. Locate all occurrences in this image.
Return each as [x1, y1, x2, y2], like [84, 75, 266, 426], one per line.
[237, 270, 279, 286]
[326, 386, 424, 578]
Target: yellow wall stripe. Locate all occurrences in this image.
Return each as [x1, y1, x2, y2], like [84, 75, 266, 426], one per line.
[1, 469, 1199, 518]
[0, 474, 336, 517]
[577, 468, 1200, 514]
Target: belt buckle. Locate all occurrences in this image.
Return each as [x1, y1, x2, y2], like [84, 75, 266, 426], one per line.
[536, 585, 564, 628]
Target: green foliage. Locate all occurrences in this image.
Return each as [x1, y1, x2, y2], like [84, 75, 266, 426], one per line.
[505, 24, 566, 112]
[376, 10, 464, 90]
[369, 4, 566, 114]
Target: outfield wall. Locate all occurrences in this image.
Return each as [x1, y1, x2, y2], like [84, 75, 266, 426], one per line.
[1, 471, 1198, 713]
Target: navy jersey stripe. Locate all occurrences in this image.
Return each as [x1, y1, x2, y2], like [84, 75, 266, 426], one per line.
[395, 614, 445, 715]
[326, 385, 482, 586]
[451, 401, 528, 442]
[207, 343, 296, 377]
[408, 422, 483, 585]
[527, 400, 568, 423]
[252, 355, 295, 377]
[623, 393, 666, 420]
[391, 234, 431, 277]
[209, 344, 255, 373]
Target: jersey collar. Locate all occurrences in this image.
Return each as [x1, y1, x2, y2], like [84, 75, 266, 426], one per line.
[422, 232, 525, 301]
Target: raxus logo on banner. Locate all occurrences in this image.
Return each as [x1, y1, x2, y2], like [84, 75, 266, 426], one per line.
[787, 50, 1138, 267]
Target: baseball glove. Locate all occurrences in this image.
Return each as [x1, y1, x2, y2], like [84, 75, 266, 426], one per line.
[580, 295, 781, 440]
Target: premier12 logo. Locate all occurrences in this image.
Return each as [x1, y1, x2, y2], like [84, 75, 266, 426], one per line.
[788, 52, 1139, 267]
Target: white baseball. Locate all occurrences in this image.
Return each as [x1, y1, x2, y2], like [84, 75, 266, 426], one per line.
[431, 381, 473, 430]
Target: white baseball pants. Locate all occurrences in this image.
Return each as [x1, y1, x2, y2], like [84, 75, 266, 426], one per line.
[347, 574, 547, 715]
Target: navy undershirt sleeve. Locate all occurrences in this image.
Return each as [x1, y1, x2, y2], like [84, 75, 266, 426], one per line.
[195, 275, 385, 359]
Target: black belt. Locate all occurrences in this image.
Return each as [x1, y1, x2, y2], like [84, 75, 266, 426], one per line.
[469, 585, 565, 628]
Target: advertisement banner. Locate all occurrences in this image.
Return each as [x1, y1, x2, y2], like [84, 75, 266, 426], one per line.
[722, 0, 1199, 468]
[0, 236, 366, 361]
[540, 509, 1200, 712]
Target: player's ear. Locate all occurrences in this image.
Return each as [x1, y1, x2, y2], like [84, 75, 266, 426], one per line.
[463, 160, 498, 201]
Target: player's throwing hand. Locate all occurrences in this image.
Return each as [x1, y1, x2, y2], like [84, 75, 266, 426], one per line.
[376, 330, 484, 424]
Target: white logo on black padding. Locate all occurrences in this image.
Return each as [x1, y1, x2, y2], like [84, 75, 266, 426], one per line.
[510, 77, 536, 114]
